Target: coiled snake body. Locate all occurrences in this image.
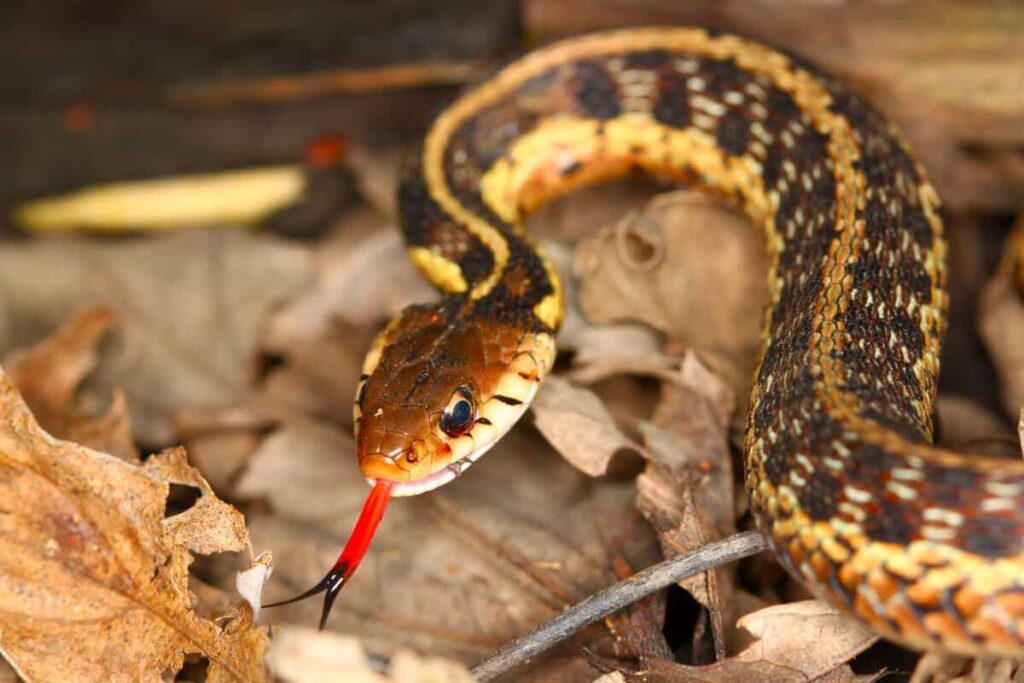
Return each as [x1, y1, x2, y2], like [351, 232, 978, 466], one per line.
[281, 28, 1024, 657]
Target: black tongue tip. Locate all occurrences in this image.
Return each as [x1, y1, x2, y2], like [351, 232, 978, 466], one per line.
[264, 564, 349, 630]
[318, 567, 347, 630]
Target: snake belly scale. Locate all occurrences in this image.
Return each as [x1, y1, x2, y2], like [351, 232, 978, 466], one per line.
[280, 27, 1024, 656]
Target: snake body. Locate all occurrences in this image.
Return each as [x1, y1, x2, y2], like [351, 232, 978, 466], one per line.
[351, 28, 1024, 656]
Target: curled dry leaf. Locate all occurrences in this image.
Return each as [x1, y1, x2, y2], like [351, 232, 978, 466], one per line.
[531, 374, 644, 477]
[0, 366, 267, 682]
[243, 423, 660, 665]
[635, 353, 738, 659]
[646, 600, 878, 682]
[573, 190, 767, 405]
[979, 222, 1024, 417]
[0, 230, 312, 444]
[4, 305, 137, 461]
[269, 627, 474, 683]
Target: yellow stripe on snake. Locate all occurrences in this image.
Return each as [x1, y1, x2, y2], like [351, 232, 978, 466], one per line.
[287, 28, 1024, 657]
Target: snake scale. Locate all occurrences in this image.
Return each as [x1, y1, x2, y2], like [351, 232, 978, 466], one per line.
[273, 27, 1024, 658]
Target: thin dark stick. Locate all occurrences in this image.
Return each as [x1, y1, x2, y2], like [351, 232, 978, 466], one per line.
[471, 531, 769, 682]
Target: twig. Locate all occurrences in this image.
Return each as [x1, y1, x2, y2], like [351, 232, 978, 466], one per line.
[471, 531, 769, 681]
[168, 60, 484, 107]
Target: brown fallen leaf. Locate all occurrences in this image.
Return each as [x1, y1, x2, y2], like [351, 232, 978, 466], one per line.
[635, 353, 738, 661]
[0, 230, 313, 444]
[935, 395, 1018, 457]
[269, 626, 475, 683]
[527, 239, 678, 384]
[267, 204, 433, 336]
[241, 422, 661, 665]
[645, 600, 878, 682]
[0, 366, 268, 681]
[979, 218, 1024, 418]
[911, 650, 1021, 683]
[4, 305, 137, 461]
[573, 190, 767, 406]
[565, 323, 677, 385]
[531, 374, 646, 477]
[185, 425, 266, 496]
[145, 446, 250, 555]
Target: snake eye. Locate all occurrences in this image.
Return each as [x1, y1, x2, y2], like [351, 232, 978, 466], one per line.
[440, 386, 476, 437]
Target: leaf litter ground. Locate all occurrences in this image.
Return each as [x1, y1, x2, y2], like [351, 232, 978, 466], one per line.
[0, 147, 1021, 682]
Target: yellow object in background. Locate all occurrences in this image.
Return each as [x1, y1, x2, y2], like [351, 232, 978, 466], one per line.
[14, 166, 305, 232]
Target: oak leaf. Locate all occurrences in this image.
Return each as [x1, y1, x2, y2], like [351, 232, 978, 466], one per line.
[4, 305, 136, 461]
[0, 366, 268, 682]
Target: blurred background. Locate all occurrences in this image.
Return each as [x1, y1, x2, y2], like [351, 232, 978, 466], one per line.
[2, 1, 1021, 412]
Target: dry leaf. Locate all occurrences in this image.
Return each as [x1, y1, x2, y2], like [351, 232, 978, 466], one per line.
[0, 230, 313, 444]
[268, 627, 474, 683]
[635, 353, 738, 660]
[573, 191, 767, 404]
[531, 374, 645, 477]
[979, 222, 1024, 417]
[0, 366, 268, 681]
[567, 323, 677, 384]
[237, 551, 274, 620]
[4, 305, 137, 461]
[185, 426, 265, 496]
[646, 601, 878, 682]
[145, 446, 250, 555]
[242, 423, 660, 664]
[911, 651, 1021, 683]
[935, 395, 1018, 457]
[267, 204, 433, 337]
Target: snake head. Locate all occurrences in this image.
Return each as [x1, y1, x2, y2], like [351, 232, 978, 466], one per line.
[353, 302, 555, 496]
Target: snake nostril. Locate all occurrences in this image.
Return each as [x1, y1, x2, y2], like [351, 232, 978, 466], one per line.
[406, 440, 426, 464]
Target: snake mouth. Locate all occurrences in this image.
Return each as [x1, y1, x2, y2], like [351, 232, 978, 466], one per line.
[369, 440, 497, 497]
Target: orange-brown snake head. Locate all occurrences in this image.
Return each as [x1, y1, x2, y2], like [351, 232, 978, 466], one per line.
[353, 302, 556, 497]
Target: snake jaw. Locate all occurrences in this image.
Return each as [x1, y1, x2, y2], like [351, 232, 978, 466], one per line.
[384, 440, 499, 497]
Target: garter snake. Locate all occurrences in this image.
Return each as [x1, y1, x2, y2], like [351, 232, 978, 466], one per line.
[273, 27, 1024, 658]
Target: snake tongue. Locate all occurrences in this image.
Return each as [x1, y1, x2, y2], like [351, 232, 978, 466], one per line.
[264, 479, 394, 629]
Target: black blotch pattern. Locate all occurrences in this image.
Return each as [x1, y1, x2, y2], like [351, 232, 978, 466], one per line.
[653, 71, 691, 128]
[574, 60, 621, 120]
[716, 110, 751, 156]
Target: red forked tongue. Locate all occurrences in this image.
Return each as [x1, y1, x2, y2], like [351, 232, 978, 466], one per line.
[264, 479, 393, 629]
